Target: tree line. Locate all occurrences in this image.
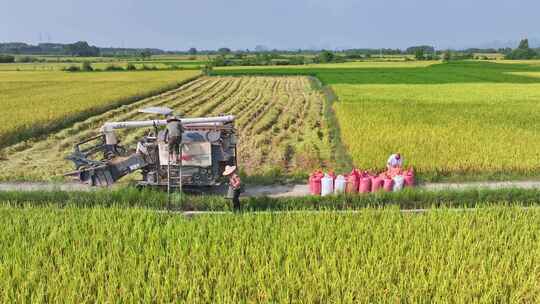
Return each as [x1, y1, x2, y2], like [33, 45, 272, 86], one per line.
[1, 39, 538, 64]
[0, 41, 165, 57]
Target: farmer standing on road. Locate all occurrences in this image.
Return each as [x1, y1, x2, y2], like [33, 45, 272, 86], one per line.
[164, 114, 183, 161]
[387, 153, 403, 171]
[223, 165, 242, 211]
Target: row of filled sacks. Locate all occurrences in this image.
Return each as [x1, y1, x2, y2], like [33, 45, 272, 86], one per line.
[308, 168, 415, 196]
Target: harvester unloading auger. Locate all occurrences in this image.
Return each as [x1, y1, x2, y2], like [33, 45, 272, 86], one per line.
[65, 107, 237, 190]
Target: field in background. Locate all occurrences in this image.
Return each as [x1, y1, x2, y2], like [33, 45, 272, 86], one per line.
[215, 61, 540, 181]
[1, 206, 539, 302]
[217, 60, 436, 70]
[0, 76, 338, 181]
[334, 83, 540, 178]
[473, 53, 504, 60]
[0, 70, 200, 147]
[491, 59, 540, 66]
[0, 60, 206, 71]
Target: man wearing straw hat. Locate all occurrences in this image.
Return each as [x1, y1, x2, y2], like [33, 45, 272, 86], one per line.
[223, 165, 242, 211]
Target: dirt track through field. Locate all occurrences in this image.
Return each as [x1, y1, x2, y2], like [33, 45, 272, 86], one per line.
[2, 180, 540, 197]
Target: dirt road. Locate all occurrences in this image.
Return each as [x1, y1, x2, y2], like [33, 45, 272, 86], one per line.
[1, 180, 540, 197]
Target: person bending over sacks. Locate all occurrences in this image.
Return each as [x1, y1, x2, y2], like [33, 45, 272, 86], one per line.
[387, 153, 403, 176]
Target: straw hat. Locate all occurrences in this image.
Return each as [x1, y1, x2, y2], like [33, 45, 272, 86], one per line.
[166, 114, 182, 122]
[222, 165, 236, 176]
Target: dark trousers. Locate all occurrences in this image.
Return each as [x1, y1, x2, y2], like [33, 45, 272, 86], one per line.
[231, 188, 241, 211]
[168, 136, 181, 156]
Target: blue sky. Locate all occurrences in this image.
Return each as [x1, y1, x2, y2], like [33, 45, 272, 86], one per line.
[2, 0, 538, 50]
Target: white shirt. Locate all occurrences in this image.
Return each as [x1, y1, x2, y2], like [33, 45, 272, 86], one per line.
[387, 154, 403, 167]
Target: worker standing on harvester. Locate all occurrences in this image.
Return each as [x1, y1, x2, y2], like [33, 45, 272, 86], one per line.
[223, 165, 242, 212]
[165, 114, 183, 161]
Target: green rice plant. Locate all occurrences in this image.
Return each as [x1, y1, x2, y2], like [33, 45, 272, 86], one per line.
[0, 206, 539, 302]
[2, 187, 540, 211]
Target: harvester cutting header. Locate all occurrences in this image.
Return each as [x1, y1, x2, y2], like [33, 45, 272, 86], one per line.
[65, 107, 237, 190]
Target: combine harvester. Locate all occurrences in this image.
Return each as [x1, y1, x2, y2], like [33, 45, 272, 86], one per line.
[65, 107, 237, 193]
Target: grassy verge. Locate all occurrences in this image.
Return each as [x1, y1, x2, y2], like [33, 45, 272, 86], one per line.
[2, 187, 540, 211]
[321, 84, 354, 173]
[416, 171, 540, 183]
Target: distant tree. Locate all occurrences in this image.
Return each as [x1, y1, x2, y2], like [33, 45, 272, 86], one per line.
[140, 50, 152, 59]
[81, 61, 93, 71]
[289, 56, 306, 65]
[506, 38, 537, 60]
[126, 63, 137, 70]
[255, 45, 268, 52]
[105, 64, 125, 71]
[319, 50, 335, 63]
[202, 64, 213, 75]
[218, 47, 231, 55]
[0, 54, 15, 63]
[64, 41, 100, 57]
[63, 65, 81, 72]
[414, 48, 425, 60]
[211, 55, 228, 66]
[518, 38, 529, 50]
[407, 45, 435, 55]
[233, 52, 245, 59]
[188, 47, 197, 55]
[498, 47, 512, 55]
[442, 50, 451, 62]
[16, 56, 38, 63]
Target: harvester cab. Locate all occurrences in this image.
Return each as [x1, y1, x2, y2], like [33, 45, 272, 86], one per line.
[65, 107, 237, 190]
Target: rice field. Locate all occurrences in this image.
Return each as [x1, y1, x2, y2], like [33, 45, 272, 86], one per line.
[0, 76, 335, 181]
[334, 83, 540, 178]
[0, 70, 200, 147]
[216, 60, 437, 70]
[215, 61, 540, 180]
[1, 206, 539, 302]
[0, 60, 206, 71]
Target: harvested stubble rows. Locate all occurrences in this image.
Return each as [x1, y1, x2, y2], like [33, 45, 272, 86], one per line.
[0, 76, 333, 181]
[1, 206, 539, 302]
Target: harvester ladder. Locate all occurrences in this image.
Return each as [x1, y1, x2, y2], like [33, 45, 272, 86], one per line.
[167, 147, 183, 211]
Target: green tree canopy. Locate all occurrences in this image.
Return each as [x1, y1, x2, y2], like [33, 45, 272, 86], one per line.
[319, 50, 335, 63]
[442, 50, 451, 62]
[64, 41, 100, 57]
[506, 38, 538, 60]
[518, 39, 529, 50]
[218, 48, 231, 54]
[414, 48, 425, 60]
